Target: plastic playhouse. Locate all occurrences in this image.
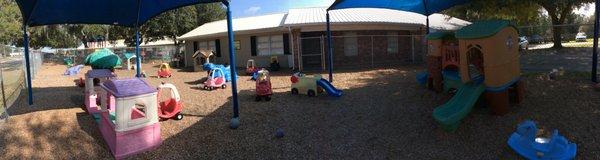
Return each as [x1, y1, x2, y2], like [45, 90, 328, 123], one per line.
[508, 120, 577, 160]
[84, 69, 116, 115]
[290, 72, 342, 97]
[157, 63, 172, 78]
[246, 59, 259, 75]
[98, 78, 161, 159]
[125, 54, 139, 71]
[157, 82, 183, 120]
[192, 49, 213, 72]
[203, 68, 227, 91]
[255, 68, 272, 101]
[425, 20, 526, 131]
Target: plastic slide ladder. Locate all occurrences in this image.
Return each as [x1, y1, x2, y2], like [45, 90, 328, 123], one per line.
[316, 79, 343, 97]
[433, 83, 485, 131]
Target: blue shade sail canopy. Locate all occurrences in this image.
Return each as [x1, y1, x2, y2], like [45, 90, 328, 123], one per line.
[15, 0, 223, 27]
[327, 0, 469, 15]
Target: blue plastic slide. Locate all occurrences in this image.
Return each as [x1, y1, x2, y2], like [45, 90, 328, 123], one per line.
[317, 79, 343, 97]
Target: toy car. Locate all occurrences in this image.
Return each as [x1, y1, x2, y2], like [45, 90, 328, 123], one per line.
[290, 72, 322, 97]
[255, 69, 272, 101]
[157, 63, 172, 78]
[291, 72, 342, 97]
[246, 59, 259, 75]
[203, 68, 227, 91]
[157, 82, 183, 120]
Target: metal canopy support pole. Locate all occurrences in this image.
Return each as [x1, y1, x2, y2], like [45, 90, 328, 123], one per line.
[593, 0, 599, 82]
[135, 28, 142, 77]
[326, 12, 334, 82]
[426, 16, 430, 34]
[423, 0, 430, 34]
[135, 0, 142, 77]
[23, 25, 33, 105]
[224, 1, 240, 129]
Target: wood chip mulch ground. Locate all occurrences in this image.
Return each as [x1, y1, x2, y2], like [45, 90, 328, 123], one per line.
[1, 63, 599, 159]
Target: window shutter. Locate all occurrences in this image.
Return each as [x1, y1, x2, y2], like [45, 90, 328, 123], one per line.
[251, 36, 257, 56]
[193, 41, 198, 52]
[215, 39, 221, 57]
[283, 34, 290, 55]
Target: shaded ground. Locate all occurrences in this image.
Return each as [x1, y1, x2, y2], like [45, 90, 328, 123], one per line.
[521, 47, 594, 72]
[0, 63, 599, 159]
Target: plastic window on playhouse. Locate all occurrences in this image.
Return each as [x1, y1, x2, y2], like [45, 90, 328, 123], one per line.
[127, 99, 150, 127]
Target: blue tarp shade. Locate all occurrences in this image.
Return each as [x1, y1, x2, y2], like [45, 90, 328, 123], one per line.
[16, 0, 222, 27]
[327, 0, 469, 16]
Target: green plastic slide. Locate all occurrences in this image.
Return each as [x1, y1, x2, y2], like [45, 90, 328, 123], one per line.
[433, 83, 485, 132]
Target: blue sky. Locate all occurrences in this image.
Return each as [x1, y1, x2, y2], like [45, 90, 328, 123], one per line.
[230, 0, 335, 18]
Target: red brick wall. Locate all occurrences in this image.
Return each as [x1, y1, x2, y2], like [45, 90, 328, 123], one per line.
[331, 30, 415, 69]
[297, 30, 424, 71]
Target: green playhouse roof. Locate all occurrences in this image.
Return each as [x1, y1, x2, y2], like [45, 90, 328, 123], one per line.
[455, 20, 517, 39]
[426, 32, 455, 40]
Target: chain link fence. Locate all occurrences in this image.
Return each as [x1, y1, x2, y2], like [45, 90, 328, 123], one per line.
[298, 34, 427, 71]
[0, 45, 44, 122]
[46, 45, 182, 69]
[517, 24, 598, 79]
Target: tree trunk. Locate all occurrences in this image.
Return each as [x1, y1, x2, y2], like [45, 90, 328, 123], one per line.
[552, 25, 563, 49]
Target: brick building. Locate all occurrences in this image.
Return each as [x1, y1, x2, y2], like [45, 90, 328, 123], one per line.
[178, 7, 470, 71]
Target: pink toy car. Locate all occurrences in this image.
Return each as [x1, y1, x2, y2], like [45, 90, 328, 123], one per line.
[203, 68, 227, 91]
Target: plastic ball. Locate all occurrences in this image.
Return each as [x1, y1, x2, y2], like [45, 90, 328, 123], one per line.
[230, 117, 240, 129]
[275, 128, 284, 138]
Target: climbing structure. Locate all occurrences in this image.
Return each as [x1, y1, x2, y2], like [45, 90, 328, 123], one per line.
[427, 20, 527, 131]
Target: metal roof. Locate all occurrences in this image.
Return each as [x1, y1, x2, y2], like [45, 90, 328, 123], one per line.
[178, 13, 287, 40]
[179, 7, 470, 40]
[284, 7, 470, 30]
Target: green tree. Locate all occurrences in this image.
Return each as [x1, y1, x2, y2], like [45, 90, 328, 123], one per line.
[444, 0, 542, 26]
[533, 0, 594, 48]
[196, 3, 227, 27]
[0, 0, 22, 45]
[116, 3, 225, 47]
[446, 0, 594, 48]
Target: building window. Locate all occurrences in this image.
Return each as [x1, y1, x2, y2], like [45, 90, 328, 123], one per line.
[234, 40, 241, 50]
[256, 35, 284, 56]
[196, 41, 215, 51]
[343, 32, 358, 56]
[387, 32, 398, 54]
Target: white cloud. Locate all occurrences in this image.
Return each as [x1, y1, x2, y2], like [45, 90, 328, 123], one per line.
[244, 6, 261, 15]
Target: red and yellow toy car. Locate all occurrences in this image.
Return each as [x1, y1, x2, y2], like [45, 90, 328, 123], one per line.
[157, 63, 172, 78]
[245, 59, 259, 75]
